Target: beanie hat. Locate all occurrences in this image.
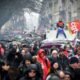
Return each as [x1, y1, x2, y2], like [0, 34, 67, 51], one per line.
[69, 57, 79, 64]
[52, 50, 58, 54]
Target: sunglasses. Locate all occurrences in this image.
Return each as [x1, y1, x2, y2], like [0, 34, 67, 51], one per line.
[30, 70, 36, 73]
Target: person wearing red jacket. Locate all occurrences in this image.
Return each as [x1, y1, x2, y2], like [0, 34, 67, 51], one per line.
[56, 19, 67, 38]
[0, 43, 5, 59]
[36, 49, 51, 80]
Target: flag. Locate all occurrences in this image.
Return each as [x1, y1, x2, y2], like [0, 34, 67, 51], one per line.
[74, 20, 80, 31]
[67, 20, 80, 34]
[69, 21, 78, 34]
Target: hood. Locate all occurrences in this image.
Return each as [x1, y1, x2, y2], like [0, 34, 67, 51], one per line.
[37, 49, 45, 56]
[24, 64, 37, 74]
[23, 53, 32, 63]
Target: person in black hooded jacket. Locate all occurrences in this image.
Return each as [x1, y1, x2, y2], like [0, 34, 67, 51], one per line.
[7, 48, 23, 68]
[32, 56, 43, 79]
[65, 57, 80, 80]
[19, 64, 41, 80]
[18, 53, 32, 79]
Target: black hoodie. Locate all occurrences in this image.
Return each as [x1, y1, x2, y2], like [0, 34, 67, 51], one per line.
[19, 64, 41, 80]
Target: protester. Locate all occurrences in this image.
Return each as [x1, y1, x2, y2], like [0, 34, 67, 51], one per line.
[48, 50, 59, 64]
[58, 49, 69, 70]
[0, 43, 5, 59]
[56, 19, 67, 38]
[36, 49, 51, 80]
[19, 64, 41, 80]
[64, 71, 72, 80]
[0, 36, 80, 80]
[66, 57, 80, 80]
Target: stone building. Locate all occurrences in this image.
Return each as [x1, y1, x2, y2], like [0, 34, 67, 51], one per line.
[51, 0, 80, 23]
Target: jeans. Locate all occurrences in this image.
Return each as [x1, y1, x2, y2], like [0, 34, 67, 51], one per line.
[56, 28, 67, 38]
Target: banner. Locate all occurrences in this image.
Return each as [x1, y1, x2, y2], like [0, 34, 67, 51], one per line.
[74, 20, 80, 31]
[67, 20, 80, 34]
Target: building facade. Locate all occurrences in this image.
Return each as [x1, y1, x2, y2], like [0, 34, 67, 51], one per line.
[38, 0, 80, 33]
[51, 0, 80, 23]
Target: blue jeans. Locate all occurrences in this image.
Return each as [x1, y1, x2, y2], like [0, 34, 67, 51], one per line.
[56, 28, 67, 38]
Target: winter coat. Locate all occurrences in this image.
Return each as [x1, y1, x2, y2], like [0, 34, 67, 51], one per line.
[48, 55, 59, 65]
[37, 49, 51, 80]
[19, 64, 41, 80]
[57, 21, 64, 28]
[32, 61, 43, 79]
[7, 51, 23, 67]
[58, 55, 69, 70]
[0, 47, 4, 58]
[66, 66, 80, 80]
[19, 76, 41, 80]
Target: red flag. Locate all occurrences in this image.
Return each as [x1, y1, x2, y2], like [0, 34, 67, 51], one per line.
[74, 20, 80, 31]
[68, 21, 79, 34]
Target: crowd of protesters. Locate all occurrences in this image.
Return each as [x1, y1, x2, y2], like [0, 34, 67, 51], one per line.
[0, 40, 80, 80]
